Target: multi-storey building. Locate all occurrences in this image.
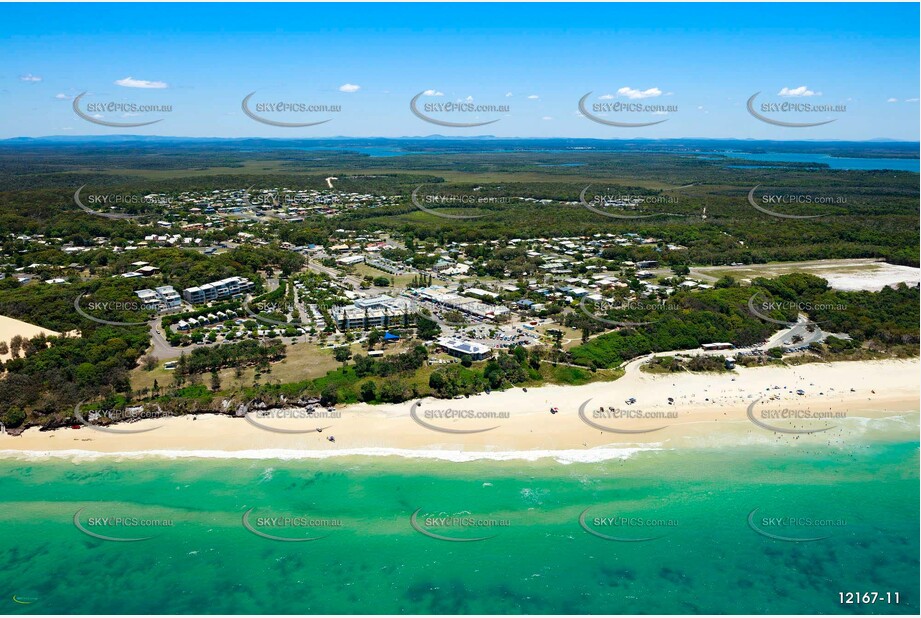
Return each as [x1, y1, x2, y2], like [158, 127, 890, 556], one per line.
[182, 276, 253, 304]
[135, 285, 182, 311]
[330, 295, 415, 330]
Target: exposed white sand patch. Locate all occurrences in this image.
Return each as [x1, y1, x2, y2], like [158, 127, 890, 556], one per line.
[0, 314, 62, 362]
[692, 259, 920, 291]
[819, 263, 920, 291]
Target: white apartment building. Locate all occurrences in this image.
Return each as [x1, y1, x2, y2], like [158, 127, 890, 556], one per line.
[135, 285, 182, 311]
[182, 276, 254, 304]
[331, 295, 415, 330]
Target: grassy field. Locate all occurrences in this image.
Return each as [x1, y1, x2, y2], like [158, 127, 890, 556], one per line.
[128, 330, 621, 404]
[351, 263, 428, 288]
[129, 339, 342, 394]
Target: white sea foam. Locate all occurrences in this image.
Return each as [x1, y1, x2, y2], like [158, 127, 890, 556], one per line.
[0, 446, 661, 465]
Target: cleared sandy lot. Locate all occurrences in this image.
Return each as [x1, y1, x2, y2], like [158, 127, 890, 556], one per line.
[691, 259, 920, 291]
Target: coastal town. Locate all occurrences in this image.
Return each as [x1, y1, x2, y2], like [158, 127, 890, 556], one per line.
[5, 182, 904, 380]
[0, 1, 919, 615]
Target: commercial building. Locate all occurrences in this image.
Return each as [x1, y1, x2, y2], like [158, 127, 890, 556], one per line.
[464, 287, 500, 301]
[414, 286, 510, 321]
[336, 254, 365, 266]
[182, 277, 253, 304]
[436, 336, 492, 361]
[366, 256, 409, 275]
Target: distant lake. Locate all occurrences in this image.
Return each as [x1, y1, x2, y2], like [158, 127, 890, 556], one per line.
[700, 150, 920, 172]
[295, 146, 406, 157]
[290, 144, 920, 171]
[298, 146, 596, 159]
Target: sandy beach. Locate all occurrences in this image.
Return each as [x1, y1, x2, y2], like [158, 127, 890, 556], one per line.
[2, 358, 918, 461]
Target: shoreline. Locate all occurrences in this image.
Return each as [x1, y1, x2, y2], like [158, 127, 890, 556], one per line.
[2, 358, 918, 462]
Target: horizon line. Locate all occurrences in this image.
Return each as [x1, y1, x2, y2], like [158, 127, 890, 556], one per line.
[3, 135, 919, 144]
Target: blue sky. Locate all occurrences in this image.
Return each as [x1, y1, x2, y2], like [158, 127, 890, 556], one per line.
[1, 2, 918, 140]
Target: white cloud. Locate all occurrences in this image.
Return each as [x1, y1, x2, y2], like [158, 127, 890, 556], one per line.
[617, 86, 662, 99]
[887, 97, 899, 103]
[20, 74, 42, 82]
[505, 92, 513, 97]
[464, 96, 474, 102]
[422, 89, 444, 96]
[338, 83, 360, 93]
[115, 76, 168, 89]
[527, 94, 539, 100]
[778, 86, 819, 97]
[905, 98, 919, 103]
[541, 116, 553, 120]
[598, 94, 615, 100]
[54, 93, 72, 100]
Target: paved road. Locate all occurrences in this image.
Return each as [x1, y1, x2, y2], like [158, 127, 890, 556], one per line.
[616, 320, 826, 377]
[149, 317, 186, 360]
[147, 316, 223, 360]
[762, 317, 825, 349]
[307, 262, 362, 288]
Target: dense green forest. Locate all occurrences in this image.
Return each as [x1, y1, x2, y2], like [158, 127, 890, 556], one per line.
[0, 142, 917, 266]
[569, 274, 919, 368]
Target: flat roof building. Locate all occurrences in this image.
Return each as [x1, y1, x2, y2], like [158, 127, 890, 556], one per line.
[436, 336, 492, 361]
[415, 287, 510, 321]
[155, 286, 181, 308]
[182, 276, 253, 304]
[331, 295, 415, 330]
[136, 285, 182, 311]
[336, 254, 365, 265]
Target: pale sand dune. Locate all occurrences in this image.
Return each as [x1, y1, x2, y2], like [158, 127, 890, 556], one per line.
[0, 314, 62, 362]
[1, 358, 918, 459]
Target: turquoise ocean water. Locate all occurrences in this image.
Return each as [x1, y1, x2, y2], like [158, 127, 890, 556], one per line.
[1, 440, 918, 614]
